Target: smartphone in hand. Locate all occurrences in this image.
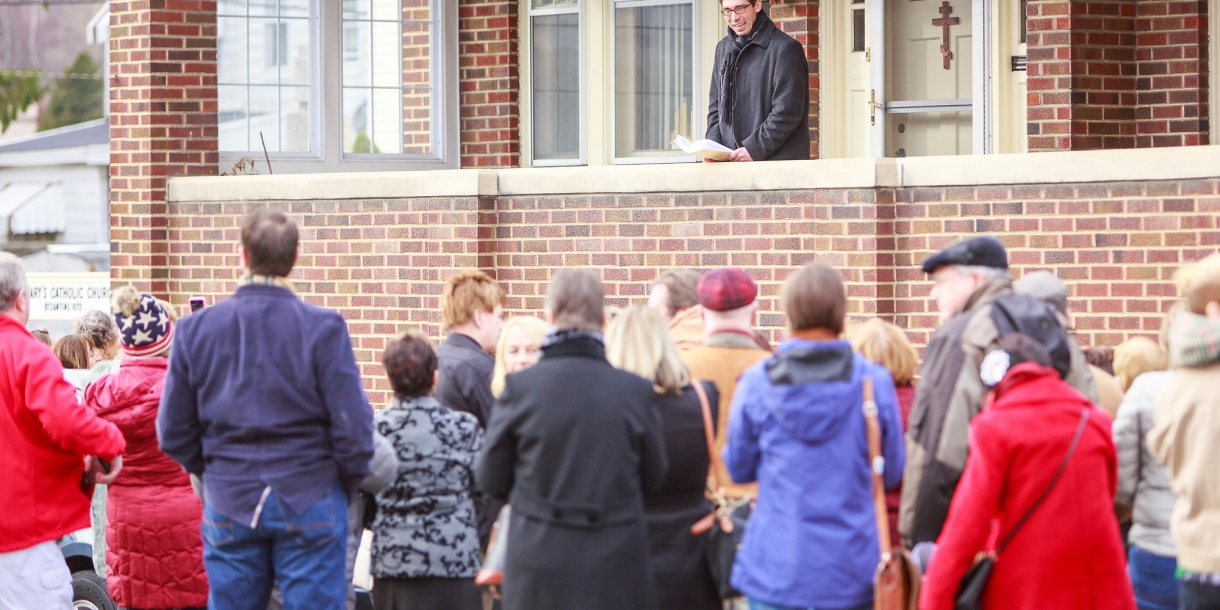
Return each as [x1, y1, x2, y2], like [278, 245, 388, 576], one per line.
[189, 296, 207, 312]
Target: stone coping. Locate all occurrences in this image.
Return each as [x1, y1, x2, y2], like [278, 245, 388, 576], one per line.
[167, 145, 1220, 203]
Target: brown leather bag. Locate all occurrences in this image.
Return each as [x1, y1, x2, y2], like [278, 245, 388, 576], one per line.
[863, 377, 921, 610]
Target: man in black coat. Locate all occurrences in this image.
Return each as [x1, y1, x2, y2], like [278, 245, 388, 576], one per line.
[476, 269, 668, 610]
[706, 0, 810, 162]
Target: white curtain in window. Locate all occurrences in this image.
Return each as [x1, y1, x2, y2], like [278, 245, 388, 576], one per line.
[614, 1, 692, 157]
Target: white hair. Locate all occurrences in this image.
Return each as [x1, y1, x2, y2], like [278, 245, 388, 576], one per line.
[952, 265, 1010, 282]
[0, 252, 28, 312]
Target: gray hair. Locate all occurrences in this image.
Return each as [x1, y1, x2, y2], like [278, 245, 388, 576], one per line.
[0, 252, 28, 313]
[546, 268, 605, 332]
[953, 265, 1011, 282]
[75, 310, 120, 350]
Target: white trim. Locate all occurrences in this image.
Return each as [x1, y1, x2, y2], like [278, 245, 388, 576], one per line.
[867, 0, 885, 157]
[971, 0, 991, 154]
[887, 99, 972, 113]
[173, 145, 1220, 201]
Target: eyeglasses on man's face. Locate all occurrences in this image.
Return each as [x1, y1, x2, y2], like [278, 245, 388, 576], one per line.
[721, 3, 756, 16]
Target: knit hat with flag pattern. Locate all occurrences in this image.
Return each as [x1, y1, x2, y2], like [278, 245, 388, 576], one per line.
[112, 287, 174, 357]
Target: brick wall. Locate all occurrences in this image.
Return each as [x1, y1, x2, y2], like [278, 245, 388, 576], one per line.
[770, 0, 820, 158]
[1135, 0, 1210, 147]
[1026, 0, 1209, 152]
[458, 0, 520, 167]
[109, 0, 218, 292]
[155, 176, 1219, 405]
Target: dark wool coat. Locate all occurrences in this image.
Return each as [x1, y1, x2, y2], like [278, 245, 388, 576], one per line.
[475, 336, 668, 610]
[706, 11, 810, 161]
[645, 382, 720, 610]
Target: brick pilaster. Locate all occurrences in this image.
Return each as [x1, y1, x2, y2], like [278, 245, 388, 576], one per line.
[1027, 0, 1136, 151]
[458, 0, 520, 167]
[1135, 0, 1209, 147]
[770, 0, 820, 159]
[109, 0, 218, 295]
[1027, 0, 1075, 150]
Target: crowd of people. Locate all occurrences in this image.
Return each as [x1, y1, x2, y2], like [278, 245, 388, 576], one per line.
[2, 208, 1219, 610]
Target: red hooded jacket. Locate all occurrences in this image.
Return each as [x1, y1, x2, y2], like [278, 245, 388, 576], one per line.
[0, 315, 126, 553]
[920, 362, 1134, 610]
[85, 358, 208, 608]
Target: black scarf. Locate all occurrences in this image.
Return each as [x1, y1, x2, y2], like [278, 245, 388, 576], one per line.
[717, 10, 771, 149]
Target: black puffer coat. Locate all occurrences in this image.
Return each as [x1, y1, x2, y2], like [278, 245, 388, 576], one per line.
[706, 11, 810, 161]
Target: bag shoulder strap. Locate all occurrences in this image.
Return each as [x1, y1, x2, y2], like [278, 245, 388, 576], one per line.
[995, 407, 1091, 555]
[691, 380, 722, 492]
[862, 376, 892, 554]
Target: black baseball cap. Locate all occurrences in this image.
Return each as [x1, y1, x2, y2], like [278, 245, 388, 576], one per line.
[921, 235, 1009, 274]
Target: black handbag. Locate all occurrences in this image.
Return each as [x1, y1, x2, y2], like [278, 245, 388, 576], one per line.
[954, 408, 1090, 610]
[688, 380, 752, 599]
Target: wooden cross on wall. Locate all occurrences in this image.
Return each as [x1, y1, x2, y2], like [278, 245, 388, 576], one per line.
[932, 1, 959, 70]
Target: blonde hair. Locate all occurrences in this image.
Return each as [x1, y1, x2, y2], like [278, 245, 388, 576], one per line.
[1113, 336, 1169, 391]
[492, 315, 548, 397]
[441, 269, 506, 330]
[605, 305, 690, 394]
[1174, 253, 1220, 315]
[845, 318, 919, 386]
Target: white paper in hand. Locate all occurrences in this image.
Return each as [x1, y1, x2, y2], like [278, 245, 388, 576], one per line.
[674, 135, 733, 161]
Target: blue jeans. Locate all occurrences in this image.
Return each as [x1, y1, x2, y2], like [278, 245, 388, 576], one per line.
[1129, 545, 1179, 610]
[748, 599, 870, 610]
[202, 485, 348, 610]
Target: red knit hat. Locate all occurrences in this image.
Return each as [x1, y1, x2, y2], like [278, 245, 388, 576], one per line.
[697, 267, 757, 312]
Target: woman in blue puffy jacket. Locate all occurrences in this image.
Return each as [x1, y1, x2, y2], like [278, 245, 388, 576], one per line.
[723, 263, 905, 610]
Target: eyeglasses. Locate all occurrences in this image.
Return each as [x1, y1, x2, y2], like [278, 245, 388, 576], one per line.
[720, 4, 755, 16]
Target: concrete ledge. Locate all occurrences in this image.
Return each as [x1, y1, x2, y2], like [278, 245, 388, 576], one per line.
[166, 168, 498, 203]
[167, 145, 1220, 202]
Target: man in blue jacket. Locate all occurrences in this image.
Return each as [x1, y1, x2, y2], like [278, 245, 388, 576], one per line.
[158, 209, 374, 610]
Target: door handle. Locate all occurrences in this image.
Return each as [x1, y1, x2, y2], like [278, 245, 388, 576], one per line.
[869, 90, 884, 125]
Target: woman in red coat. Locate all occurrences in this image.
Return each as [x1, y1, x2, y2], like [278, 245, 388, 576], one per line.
[85, 288, 208, 609]
[920, 334, 1135, 610]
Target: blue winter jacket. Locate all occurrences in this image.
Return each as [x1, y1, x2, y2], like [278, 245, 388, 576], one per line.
[724, 339, 905, 609]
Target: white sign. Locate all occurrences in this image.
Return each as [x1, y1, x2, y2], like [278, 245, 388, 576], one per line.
[26, 273, 112, 320]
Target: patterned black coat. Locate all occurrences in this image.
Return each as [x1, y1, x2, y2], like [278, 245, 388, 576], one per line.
[476, 336, 668, 610]
[371, 396, 484, 579]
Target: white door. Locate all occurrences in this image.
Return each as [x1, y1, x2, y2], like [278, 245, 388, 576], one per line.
[868, 0, 984, 157]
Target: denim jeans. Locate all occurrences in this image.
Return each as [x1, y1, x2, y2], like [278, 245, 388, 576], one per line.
[201, 485, 348, 610]
[1128, 545, 1179, 610]
[1180, 577, 1220, 610]
[748, 598, 870, 610]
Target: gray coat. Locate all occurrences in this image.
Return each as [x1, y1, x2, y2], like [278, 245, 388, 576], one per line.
[706, 11, 810, 161]
[1113, 370, 1177, 557]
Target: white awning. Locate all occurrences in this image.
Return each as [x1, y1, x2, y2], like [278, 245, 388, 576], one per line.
[0, 181, 66, 236]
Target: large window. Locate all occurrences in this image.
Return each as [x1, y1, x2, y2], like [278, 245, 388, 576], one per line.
[217, 0, 457, 172]
[529, 0, 582, 164]
[342, 0, 434, 155]
[525, 0, 700, 165]
[218, 0, 314, 153]
[613, 0, 694, 160]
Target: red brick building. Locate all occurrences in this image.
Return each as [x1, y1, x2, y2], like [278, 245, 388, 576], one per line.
[107, 0, 1218, 398]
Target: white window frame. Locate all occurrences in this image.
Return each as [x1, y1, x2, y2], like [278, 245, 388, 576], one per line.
[217, 0, 459, 174]
[525, 0, 587, 167]
[609, 0, 699, 164]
